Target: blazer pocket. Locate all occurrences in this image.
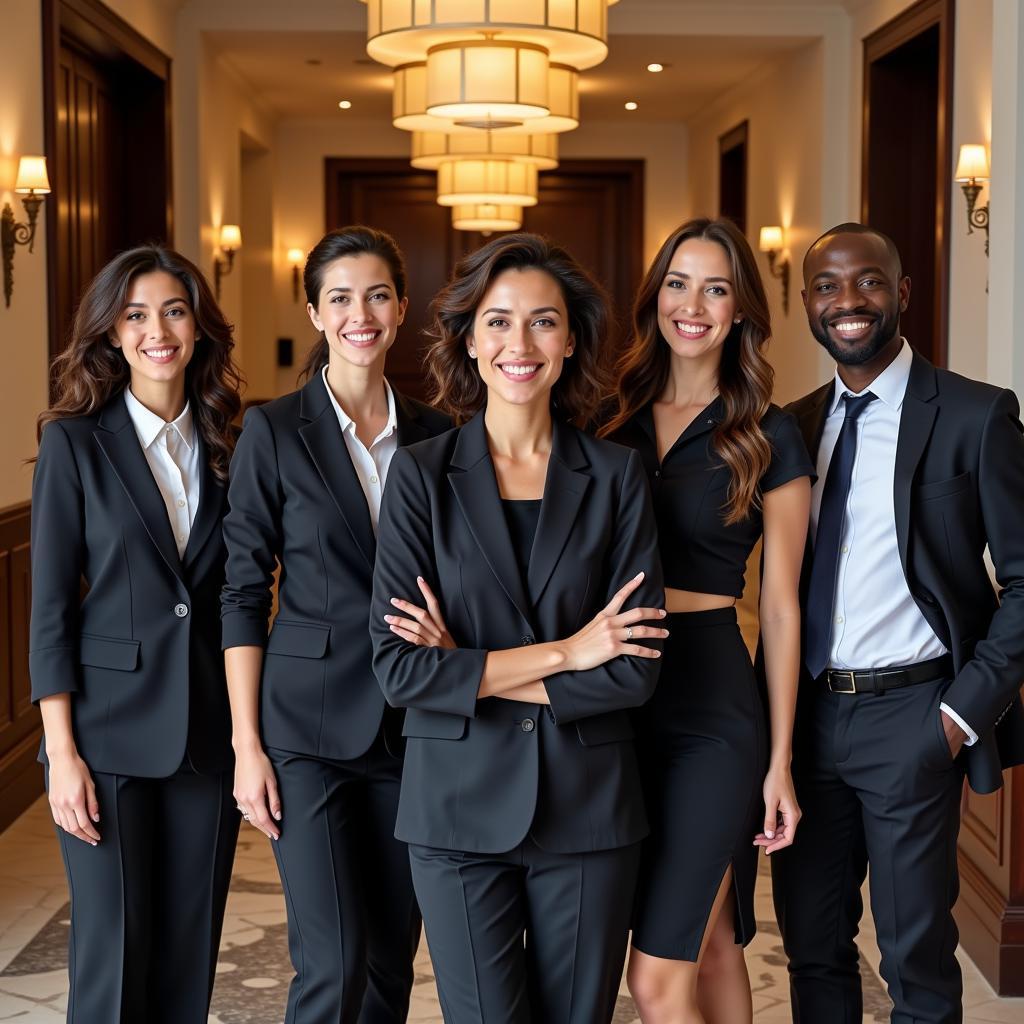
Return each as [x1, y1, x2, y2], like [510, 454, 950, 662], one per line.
[914, 471, 971, 502]
[266, 620, 330, 659]
[402, 708, 468, 740]
[575, 712, 635, 747]
[79, 635, 141, 671]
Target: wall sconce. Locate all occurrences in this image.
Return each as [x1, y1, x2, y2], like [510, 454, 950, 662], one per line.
[2, 156, 51, 308]
[758, 225, 790, 316]
[955, 144, 989, 257]
[214, 224, 242, 300]
[287, 248, 305, 303]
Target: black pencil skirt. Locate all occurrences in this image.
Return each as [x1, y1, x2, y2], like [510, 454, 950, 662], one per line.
[631, 607, 767, 962]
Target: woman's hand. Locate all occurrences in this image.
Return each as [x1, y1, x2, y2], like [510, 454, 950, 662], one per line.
[560, 572, 667, 672]
[754, 763, 801, 855]
[48, 750, 100, 846]
[384, 576, 456, 649]
[233, 743, 282, 841]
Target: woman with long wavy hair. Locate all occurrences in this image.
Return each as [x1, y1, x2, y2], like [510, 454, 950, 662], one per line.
[29, 245, 242, 1023]
[602, 218, 814, 1024]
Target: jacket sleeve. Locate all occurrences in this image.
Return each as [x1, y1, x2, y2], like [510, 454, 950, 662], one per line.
[543, 448, 665, 724]
[943, 388, 1024, 733]
[370, 448, 487, 717]
[221, 406, 284, 649]
[29, 422, 85, 702]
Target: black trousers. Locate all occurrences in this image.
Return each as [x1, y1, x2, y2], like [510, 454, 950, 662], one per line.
[772, 678, 965, 1024]
[267, 735, 421, 1024]
[409, 837, 640, 1024]
[49, 762, 237, 1024]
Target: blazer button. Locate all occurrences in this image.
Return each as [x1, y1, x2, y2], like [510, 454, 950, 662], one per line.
[521, 635, 535, 646]
[174, 603, 189, 618]
[521, 718, 535, 733]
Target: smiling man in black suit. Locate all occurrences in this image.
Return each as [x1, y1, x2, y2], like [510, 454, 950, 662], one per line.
[770, 223, 1024, 1024]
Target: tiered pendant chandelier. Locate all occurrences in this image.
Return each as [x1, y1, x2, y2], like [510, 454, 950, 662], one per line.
[452, 204, 523, 231]
[410, 132, 558, 171]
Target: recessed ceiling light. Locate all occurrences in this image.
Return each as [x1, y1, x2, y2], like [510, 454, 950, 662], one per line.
[624, 101, 638, 111]
[338, 100, 352, 110]
[646, 63, 664, 73]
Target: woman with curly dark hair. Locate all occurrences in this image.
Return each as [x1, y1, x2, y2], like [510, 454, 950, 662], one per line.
[369, 232, 667, 1023]
[601, 218, 814, 1024]
[29, 244, 243, 1023]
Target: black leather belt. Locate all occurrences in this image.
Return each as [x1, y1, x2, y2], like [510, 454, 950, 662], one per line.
[824, 654, 953, 694]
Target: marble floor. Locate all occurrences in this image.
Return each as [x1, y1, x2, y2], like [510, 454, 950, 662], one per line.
[0, 797, 1021, 1022]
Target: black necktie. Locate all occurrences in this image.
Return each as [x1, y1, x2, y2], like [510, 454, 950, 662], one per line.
[805, 392, 878, 678]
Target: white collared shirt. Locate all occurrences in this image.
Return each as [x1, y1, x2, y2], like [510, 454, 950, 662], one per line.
[812, 339, 976, 743]
[124, 388, 200, 558]
[321, 367, 398, 531]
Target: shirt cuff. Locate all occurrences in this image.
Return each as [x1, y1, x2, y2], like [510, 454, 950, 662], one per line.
[939, 702, 978, 746]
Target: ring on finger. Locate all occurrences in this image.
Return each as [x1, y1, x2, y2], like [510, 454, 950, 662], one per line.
[626, 627, 634, 640]
[242, 812, 251, 821]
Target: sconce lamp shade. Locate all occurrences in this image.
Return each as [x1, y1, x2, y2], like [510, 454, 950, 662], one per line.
[364, 0, 608, 71]
[219, 224, 242, 251]
[955, 144, 990, 182]
[14, 156, 51, 194]
[758, 225, 784, 252]
[452, 204, 523, 231]
[436, 160, 539, 207]
[426, 41, 549, 126]
[287, 248, 305, 265]
[411, 131, 558, 170]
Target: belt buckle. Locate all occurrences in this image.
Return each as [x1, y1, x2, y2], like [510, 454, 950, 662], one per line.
[828, 670, 857, 694]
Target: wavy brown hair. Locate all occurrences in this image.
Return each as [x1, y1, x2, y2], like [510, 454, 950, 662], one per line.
[37, 245, 242, 481]
[424, 232, 609, 425]
[600, 218, 774, 524]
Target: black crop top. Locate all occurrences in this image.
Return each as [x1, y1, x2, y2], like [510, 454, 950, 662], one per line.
[501, 499, 542, 585]
[612, 399, 815, 598]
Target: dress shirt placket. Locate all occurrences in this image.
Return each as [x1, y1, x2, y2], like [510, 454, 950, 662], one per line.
[163, 427, 191, 555]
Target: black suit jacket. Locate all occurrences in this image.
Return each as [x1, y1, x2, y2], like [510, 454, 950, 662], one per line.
[29, 395, 233, 777]
[221, 374, 451, 761]
[789, 350, 1024, 794]
[369, 411, 665, 854]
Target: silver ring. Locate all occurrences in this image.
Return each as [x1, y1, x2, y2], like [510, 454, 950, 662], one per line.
[241, 812, 250, 821]
[626, 628, 634, 640]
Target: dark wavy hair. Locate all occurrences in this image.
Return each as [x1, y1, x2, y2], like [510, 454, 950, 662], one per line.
[424, 232, 609, 425]
[298, 225, 408, 382]
[600, 218, 774, 524]
[37, 245, 243, 482]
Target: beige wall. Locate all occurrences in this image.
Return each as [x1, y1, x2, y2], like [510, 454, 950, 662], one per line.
[685, 40, 826, 405]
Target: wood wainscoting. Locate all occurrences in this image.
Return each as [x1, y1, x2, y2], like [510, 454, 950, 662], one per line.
[0, 503, 42, 833]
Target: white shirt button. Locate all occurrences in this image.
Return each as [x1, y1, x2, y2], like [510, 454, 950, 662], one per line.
[177, 499, 186, 508]
[841, 545, 849, 554]
[370, 475, 378, 484]
[835, 616, 844, 625]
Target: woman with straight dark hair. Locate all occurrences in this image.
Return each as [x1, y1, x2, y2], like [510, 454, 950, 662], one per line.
[222, 226, 450, 1023]
[369, 233, 667, 1023]
[601, 218, 814, 1024]
[30, 244, 243, 1023]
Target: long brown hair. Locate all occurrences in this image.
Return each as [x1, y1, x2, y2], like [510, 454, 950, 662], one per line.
[424, 232, 609, 426]
[37, 245, 242, 481]
[298, 225, 408, 383]
[600, 218, 774, 524]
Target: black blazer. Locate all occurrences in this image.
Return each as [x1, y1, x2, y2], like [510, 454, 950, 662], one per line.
[29, 395, 233, 777]
[369, 411, 665, 855]
[221, 374, 451, 761]
[789, 351, 1024, 794]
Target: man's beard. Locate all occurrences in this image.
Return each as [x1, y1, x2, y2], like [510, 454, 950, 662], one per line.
[809, 308, 900, 366]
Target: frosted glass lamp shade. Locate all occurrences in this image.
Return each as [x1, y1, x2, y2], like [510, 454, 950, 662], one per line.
[436, 160, 539, 206]
[14, 156, 51, 194]
[219, 224, 242, 251]
[758, 225, 783, 252]
[452, 204, 523, 231]
[955, 144, 989, 182]
[411, 131, 557, 170]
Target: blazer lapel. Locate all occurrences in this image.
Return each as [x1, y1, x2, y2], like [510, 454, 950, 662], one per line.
[182, 440, 224, 571]
[298, 375, 376, 572]
[94, 396, 185, 582]
[527, 419, 590, 606]
[447, 412, 533, 624]
[796, 382, 834, 459]
[894, 353, 939, 578]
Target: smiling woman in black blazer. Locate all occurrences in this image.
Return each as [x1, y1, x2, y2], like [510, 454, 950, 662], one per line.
[30, 246, 243, 1023]
[370, 233, 667, 1024]
[221, 226, 450, 1023]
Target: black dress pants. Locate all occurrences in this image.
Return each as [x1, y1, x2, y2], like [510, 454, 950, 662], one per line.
[50, 762, 238, 1024]
[267, 735, 421, 1024]
[772, 678, 965, 1024]
[409, 837, 641, 1024]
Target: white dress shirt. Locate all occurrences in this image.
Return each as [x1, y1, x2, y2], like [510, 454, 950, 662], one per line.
[124, 388, 200, 558]
[811, 340, 976, 743]
[321, 367, 398, 531]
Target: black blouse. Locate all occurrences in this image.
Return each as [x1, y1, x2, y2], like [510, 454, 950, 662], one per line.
[612, 399, 814, 598]
[501, 498, 542, 585]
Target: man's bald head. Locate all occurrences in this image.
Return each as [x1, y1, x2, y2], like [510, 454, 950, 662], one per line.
[803, 223, 902, 282]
